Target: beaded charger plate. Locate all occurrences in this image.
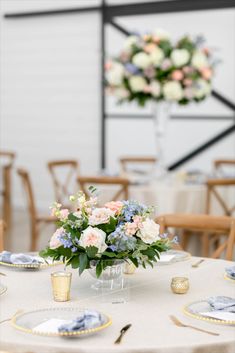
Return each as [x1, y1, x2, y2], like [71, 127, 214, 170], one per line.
[11, 307, 112, 337]
[183, 300, 235, 326]
[224, 273, 235, 283]
[0, 283, 7, 295]
[0, 254, 62, 270]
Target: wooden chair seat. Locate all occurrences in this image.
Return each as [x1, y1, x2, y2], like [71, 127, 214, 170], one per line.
[156, 213, 235, 261]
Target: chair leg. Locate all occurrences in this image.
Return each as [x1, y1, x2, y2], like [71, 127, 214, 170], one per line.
[30, 222, 39, 251]
[202, 232, 210, 257]
[181, 230, 190, 251]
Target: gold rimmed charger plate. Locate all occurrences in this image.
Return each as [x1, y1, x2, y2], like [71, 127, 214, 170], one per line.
[0, 257, 62, 270]
[0, 283, 7, 296]
[11, 307, 112, 337]
[224, 273, 235, 283]
[183, 300, 235, 326]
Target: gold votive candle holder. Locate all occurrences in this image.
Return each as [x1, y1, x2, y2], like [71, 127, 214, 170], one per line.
[171, 277, 189, 294]
[51, 271, 72, 302]
[124, 261, 136, 275]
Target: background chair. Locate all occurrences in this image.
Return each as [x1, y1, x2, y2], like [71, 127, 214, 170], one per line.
[17, 168, 55, 251]
[0, 220, 5, 251]
[214, 159, 235, 177]
[119, 156, 156, 175]
[0, 151, 16, 227]
[156, 213, 235, 260]
[206, 178, 235, 216]
[47, 160, 79, 207]
[77, 176, 129, 204]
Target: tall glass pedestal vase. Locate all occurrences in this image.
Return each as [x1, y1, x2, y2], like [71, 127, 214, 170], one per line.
[152, 101, 171, 178]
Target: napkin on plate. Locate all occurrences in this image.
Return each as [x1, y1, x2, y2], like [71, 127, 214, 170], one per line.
[225, 266, 235, 279]
[0, 251, 42, 265]
[208, 296, 235, 313]
[58, 310, 103, 333]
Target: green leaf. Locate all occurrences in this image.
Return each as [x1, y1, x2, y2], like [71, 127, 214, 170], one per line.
[70, 256, 80, 269]
[129, 257, 138, 267]
[86, 246, 98, 259]
[79, 253, 88, 275]
[96, 261, 103, 278]
[102, 251, 117, 258]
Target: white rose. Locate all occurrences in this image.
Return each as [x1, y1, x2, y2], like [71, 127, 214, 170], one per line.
[194, 79, 211, 98]
[150, 80, 161, 97]
[89, 207, 115, 226]
[191, 51, 208, 69]
[153, 28, 170, 40]
[79, 226, 107, 253]
[106, 62, 124, 86]
[137, 219, 160, 244]
[149, 47, 164, 67]
[129, 76, 147, 92]
[124, 35, 139, 50]
[114, 87, 130, 99]
[171, 49, 190, 67]
[163, 81, 183, 101]
[132, 52, 151, 69]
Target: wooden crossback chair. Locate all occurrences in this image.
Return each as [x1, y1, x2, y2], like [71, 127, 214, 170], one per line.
[119, 156, 156, 175]
[156, 213, 235, 260]
[77, 176, 129, 204]
[206, 178, 235, 216]
[17, 168, 55, 251]
[214, 159, 235, 176]
[47, 160, 79, 207]
[0, 151, 16, 227]
[0, 220, 5, 252]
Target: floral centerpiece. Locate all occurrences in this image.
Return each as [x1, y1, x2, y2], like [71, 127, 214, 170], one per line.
[40, 190, 171, 277]
[105, 28, 215, 106]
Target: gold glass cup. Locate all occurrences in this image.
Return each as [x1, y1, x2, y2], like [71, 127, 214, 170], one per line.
[171, 277, 189, 294]
[51, 271, 72, 302]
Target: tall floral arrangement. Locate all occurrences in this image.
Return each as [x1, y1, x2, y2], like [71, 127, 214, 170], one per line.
[40, 190, 171, 277]
[105, 29, 215, 106]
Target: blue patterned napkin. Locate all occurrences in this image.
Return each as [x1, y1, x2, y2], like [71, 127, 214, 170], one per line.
[0, 251, 41, 265]
[208, 296, 235, 313]
[225, 266, 235, 279]
[58, 310, 103, 333]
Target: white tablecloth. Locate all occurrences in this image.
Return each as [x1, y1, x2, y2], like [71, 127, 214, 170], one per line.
[0, 257, 234, 353]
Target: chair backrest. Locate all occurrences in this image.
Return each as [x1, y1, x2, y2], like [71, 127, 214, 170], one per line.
[206, 178, 235, 216]
[156, 213, 235, 261]
[77, 176, 129, 203]
[119, 156, 156, 174]
[0, 220, 5, 251]
[0, 151, 16, 166]
[17, 168, 37, 221]
[47, 160, 79, 205]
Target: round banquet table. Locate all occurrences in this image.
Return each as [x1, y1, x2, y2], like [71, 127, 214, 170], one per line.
[0, 257, 234, 353]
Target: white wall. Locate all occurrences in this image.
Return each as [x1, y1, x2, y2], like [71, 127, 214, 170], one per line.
[0, 0, 234, 210]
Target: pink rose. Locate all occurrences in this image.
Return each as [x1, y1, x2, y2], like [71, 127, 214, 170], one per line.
[144, 43, 156, 53]
[200, 67, 212, 80]
[105, 61, 112, 71]
[133, 215, 143, 229]
[105, 201, 123, 215]
[143, 85, 152, 93]
[182, 66, 194, 74]
[125, 222, 138, 236]
[59, 209, 69, 221]
[89, 207, 114, 226]
[49, 228, 63, 249]
[183, 78, 193, 86]
[171, 70, 184, 81]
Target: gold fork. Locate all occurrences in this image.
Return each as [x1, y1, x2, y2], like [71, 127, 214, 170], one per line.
[170, 315, 219, 336]
[0, 309, 23, 325]
[192, 259, 205, 268]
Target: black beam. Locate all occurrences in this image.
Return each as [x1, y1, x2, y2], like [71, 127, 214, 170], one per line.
[212, 90, 235, 112]
[168, 123, 235, 170]
[4, 6, 101, 18]
[108, 114, 235, 121]
[109, 20, 131, 36]
[105, 0, 235, 19]
[101, 1, 106, 169]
